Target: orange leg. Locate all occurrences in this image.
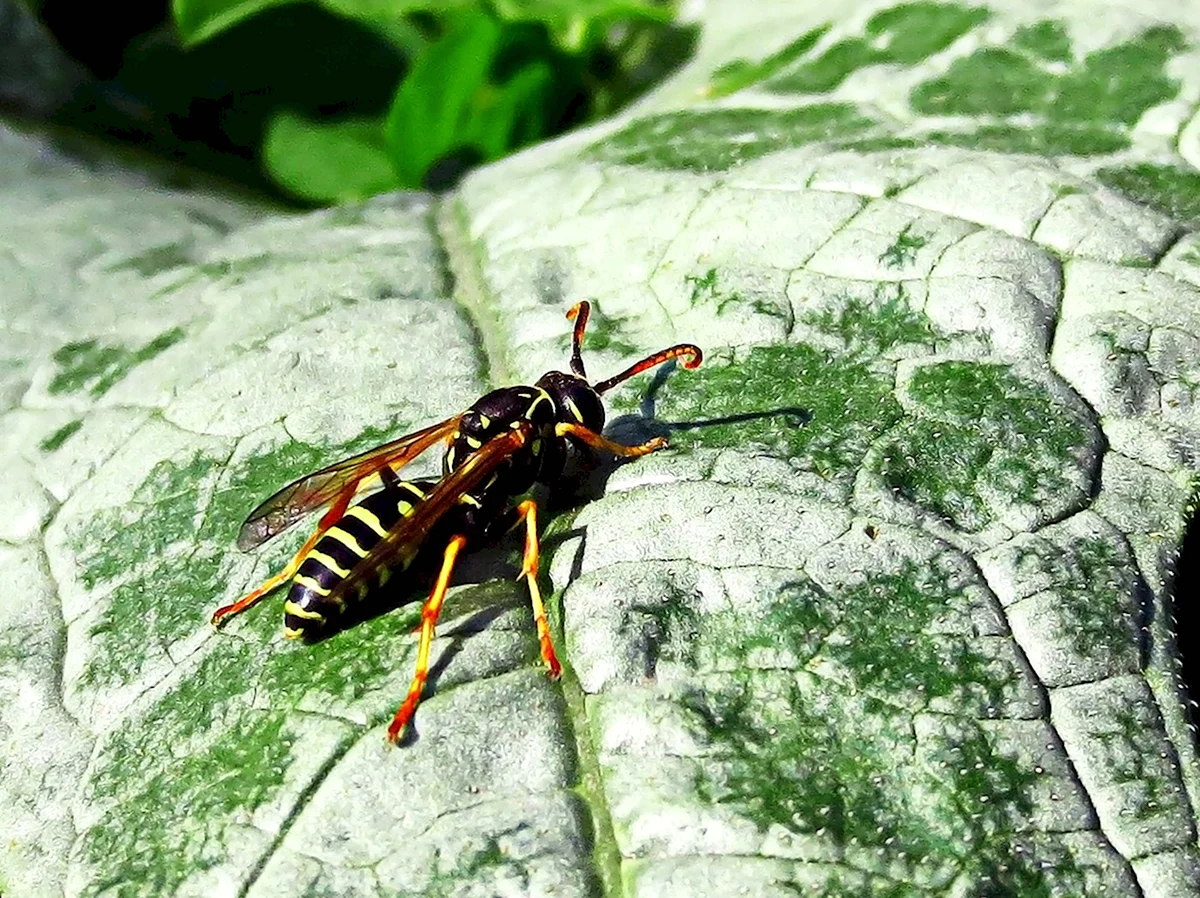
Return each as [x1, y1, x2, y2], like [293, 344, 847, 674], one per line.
[554, 422, 667, 458]
[388, 534, 469, 743]
[210, 486, 357, 627]
[514, 499, 561, 679]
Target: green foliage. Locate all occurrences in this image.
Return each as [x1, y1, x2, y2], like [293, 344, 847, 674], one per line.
[384, 15, 566, 189]
[169, 0, 684, 198]
[174, 0, 463, 45]
[262, 112, 399, 202]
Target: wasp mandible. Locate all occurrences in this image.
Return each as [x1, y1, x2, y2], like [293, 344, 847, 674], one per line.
[212, 302, 702, 742]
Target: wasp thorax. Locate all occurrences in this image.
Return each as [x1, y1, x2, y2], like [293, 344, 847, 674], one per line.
[536, 370, 605, 433]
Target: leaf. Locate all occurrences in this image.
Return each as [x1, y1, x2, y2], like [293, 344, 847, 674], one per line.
[262, 111, 399, 202]
[173, 0, 470, 45]
[172, 0, 289, 44]
[4, 3, 1200, 897]
[384, 13, 564, 188]
[491, 0, 673, 51]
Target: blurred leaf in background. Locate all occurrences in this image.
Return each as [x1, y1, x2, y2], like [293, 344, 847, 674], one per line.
[385, 13, 574, 190]
[27, 0, 692, 203]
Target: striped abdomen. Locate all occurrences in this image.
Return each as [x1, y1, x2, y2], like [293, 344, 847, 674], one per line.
[283, 479, 434, 637]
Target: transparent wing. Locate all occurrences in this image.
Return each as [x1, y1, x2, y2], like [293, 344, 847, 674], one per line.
[324, 422, 532, 607]
[237, 415, 461, 550]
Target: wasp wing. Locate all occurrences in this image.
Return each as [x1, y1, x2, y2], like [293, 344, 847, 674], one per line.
[237, 415, 462, 551]
[324, 422, 532, 608]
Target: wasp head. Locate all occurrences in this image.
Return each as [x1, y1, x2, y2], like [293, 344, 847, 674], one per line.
[536, 301, 701, 435]
[535, 369, 606, 432]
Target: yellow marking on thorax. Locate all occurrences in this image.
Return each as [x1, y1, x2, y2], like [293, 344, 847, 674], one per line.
[307, 549, 350, 578]
[346, 505, 387, 537]
[458, 492, 482, 508]
[565, 396, 584, 422]
[293, 574, 331, 596]
[284, 626, 305, 639]
[465, 435, 482, 449]
[325, 526, 369, 557]
[478, 413, 491, 428]
[284, 600, 325, 621]
[525, 387, 553, 419]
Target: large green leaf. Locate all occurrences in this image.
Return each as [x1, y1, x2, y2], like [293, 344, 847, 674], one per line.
[383, 14, 566, 188]
[3, 1, 1200, 896]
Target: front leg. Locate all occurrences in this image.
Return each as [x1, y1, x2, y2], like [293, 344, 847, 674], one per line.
[554, 422, 667, 458]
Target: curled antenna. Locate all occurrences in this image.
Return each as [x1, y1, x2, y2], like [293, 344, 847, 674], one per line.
[564, 301, 703, 394]
[594, 344, 703, 395]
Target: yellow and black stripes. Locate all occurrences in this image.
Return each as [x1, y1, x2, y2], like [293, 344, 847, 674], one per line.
[283, 478, 431, 637]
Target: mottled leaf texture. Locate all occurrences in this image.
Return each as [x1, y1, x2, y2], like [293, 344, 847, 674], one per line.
[3, 1, 1200, 897]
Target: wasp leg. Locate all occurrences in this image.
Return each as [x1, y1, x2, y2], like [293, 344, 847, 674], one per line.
[514, 499, 562, 679]
[554, 422, 667, 458]
[211, 485, 359, 627]
[388, 533, 469, 743]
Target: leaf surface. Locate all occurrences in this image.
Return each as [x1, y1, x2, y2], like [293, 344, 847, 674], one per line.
[2, 2, 1199, 897]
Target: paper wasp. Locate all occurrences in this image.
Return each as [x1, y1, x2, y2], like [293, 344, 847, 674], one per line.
[211, 302, 702, 742]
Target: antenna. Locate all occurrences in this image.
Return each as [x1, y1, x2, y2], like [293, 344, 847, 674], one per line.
[565, 301, 703, 394]
[566, 301, 589, 378]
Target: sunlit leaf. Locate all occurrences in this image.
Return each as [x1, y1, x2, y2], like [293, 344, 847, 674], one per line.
[4, 4, 1199, 897]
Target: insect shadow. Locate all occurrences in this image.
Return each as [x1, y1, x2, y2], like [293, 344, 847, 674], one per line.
[551, 358, 812, 510]
[539, 359, 812, 625]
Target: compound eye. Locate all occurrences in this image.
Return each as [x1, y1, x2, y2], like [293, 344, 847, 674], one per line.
[566, 384, 604, 433]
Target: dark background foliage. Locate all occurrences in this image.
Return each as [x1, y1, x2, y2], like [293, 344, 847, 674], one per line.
[6, 0, 694, 201]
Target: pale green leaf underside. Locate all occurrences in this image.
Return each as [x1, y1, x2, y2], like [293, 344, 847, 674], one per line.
[2, 2, 1199, 897]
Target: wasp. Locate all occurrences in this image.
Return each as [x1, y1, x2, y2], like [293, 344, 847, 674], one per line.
[211, 302, 702, 742]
